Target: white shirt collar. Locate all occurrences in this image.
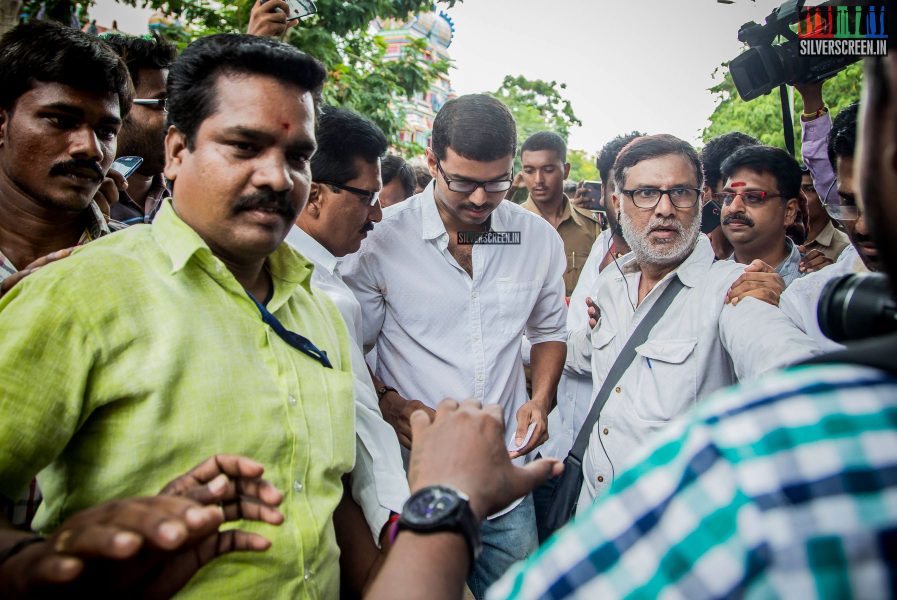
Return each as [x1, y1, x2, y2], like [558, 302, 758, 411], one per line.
[620, 234, 715, 289]
[284, 225, 340, 275]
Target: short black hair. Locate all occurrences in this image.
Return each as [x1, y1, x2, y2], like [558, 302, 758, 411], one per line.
[827, 102, 859, 168]
[0, 20, 132, 115]
[101, 34, 177, 90]
[597, 131, 645, 184]
[521, 131, 567, 162]
[720, 145, 802, 201]
[431, 94, 516, 162]
[412, 162, 432, 190]
[613, 134, 703, 192]
[310, 106, 387, 185]
[381, 155, 416, 198]
[700, 131, 761, 192]
[167, 34, 326, 148]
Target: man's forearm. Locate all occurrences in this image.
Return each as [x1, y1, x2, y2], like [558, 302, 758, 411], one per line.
[365, 531, 470, 600]
[529, 341, 566, 410]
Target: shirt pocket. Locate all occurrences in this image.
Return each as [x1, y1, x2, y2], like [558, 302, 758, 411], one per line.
[631, 337, 698, 422]
[496, 279, 542, 336]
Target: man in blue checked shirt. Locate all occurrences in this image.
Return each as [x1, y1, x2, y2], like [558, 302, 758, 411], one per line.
[363, 46, 897, 600]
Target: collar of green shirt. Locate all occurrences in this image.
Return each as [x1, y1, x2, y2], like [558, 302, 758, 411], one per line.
[812, 220, 838, 248]
[151, 198, 315, 312]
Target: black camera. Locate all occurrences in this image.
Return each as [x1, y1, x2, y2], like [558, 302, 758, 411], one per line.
[818, 273, 897, 344]
[730, 0, 860, 101]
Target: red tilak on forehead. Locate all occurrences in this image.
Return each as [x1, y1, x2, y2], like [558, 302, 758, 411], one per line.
[730, 181, 747, 187]
[282, 122, 290, 131]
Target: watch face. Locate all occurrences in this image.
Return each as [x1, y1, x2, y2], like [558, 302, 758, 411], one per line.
[404, 486, 460, 526]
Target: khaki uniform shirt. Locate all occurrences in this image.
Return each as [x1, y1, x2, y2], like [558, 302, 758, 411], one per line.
[805, 220, 851, 262]
[522, 195, 597, 296]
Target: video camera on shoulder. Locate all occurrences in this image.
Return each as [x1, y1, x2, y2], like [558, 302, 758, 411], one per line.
[729, 0, 861, 101]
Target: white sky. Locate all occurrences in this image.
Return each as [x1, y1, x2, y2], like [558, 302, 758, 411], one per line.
[443, 0, 786, 152]
[90, 0, 790, 152]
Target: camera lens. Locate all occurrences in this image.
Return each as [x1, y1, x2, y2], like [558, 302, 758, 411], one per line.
[818, 273, 897, 344]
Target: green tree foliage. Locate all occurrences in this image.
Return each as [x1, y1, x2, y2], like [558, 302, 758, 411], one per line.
[489, 75, 583, 170]
[14, 0, 458, 150]
[702, 62, 862, 156]
[567, 149, 598, 183]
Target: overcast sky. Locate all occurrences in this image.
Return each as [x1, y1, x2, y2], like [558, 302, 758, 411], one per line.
[91, 0, 788, 152]
[443, 0, 785, 152]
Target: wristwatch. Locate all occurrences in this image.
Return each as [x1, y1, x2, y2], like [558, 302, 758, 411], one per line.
[375, 384, 397, 401]
[397, 485, 482, 564]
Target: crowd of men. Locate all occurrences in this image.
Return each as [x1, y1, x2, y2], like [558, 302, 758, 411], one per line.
[0, 3, 895, 598]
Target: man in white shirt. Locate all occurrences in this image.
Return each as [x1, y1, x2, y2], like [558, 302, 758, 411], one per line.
[341, 94, 567, 598]
[566, 134, 820, 508]
[285, 107, 409, 546]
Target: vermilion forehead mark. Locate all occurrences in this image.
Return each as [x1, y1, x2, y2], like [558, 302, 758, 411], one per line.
[282, 122, 290, 131]
[730, 181, 747, 187]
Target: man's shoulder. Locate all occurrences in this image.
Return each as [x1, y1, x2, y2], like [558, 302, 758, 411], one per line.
[29, 226, 156, 284]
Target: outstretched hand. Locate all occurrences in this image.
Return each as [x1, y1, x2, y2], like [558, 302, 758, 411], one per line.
[407, 399, 562, 521]
[0, 495, 271, 599]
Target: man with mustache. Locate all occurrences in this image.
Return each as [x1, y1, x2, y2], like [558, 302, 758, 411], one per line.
[342, 93, 567, 598]
[0, 21, 128, 299]
[566, 134, 819, 507]
[287, 106, 410, 547]
[719, 145, 807, 286]
[0, 33, 360, 597]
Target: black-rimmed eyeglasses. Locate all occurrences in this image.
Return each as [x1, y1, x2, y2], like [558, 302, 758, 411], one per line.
[435, 159, 513, 194]
[133, 98, 168, 112]
[317, 181, 381, 206]
[622, 187, 701, 209]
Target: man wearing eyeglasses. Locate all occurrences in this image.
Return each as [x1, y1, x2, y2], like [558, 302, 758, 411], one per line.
[718, 145, 808, 286]
[566, 134, 819, 508]
[102, 35, 177, 225]
[779, 102, 879, 352]
[286, 107, 410, 548]
[341, 93, 567, 598]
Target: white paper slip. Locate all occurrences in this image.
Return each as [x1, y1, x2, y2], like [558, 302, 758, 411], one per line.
[508, 422, 537, 453]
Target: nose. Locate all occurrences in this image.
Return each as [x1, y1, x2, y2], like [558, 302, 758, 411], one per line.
[534, 170, 544, 185]
[855, 212, 870, 236]
[725, 192, 746, 214]
[252, 153, 293, 193]
[469, 186, 490, 207]
[369, 198, 383, 223]
[69, 126, 103, 163]
[654, 191, 676, 218]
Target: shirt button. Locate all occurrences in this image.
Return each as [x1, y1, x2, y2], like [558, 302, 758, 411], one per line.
[289, 395, 297, 406]
[477, 374, 484, 382]
[471, 291, 478, 299]
[293, 480, 303, 493]
[597, 475, 604, 483]
[603, 427, 609, 435]
[303, 563, 312, 581]
[615, 386, 622, 394]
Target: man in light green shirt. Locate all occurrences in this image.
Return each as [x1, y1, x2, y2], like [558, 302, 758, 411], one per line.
[0, 34, 358, 598]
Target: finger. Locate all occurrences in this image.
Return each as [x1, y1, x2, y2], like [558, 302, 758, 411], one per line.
[52, 524, 143, 559]
[409, 408, 432, 441]
[434, 398, 460, 416]
[514, 419, 546, 457]
[160, 455, 267, 495]
[98, 498, 220, 550]
[22, 553, 84, 587]
[105, 168, 128, 190]
[175, 474, 284, 522]
[0, 269, 34, 296]
[22, 247, 75, 271]
[483, 403, 504, 427]
[742, 259, 773, 273]
[512, 408, 530, 445]
[505, 459, 564, 500]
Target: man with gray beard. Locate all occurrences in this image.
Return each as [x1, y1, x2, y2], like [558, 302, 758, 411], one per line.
[565, 135, 820, 507]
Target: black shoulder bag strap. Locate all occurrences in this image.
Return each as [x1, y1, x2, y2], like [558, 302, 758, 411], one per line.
[542, 277, 686, 534]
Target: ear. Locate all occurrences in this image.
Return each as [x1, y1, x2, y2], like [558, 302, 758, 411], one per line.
[426, 147, 438, 179]
[304, 182, 323, 218]
[0, 108, 8, 149]
[783, 197, 798, 227]
[563, 162, 571, 179]
[163, 125, 188, 182]
[612, 190, 621, 216]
